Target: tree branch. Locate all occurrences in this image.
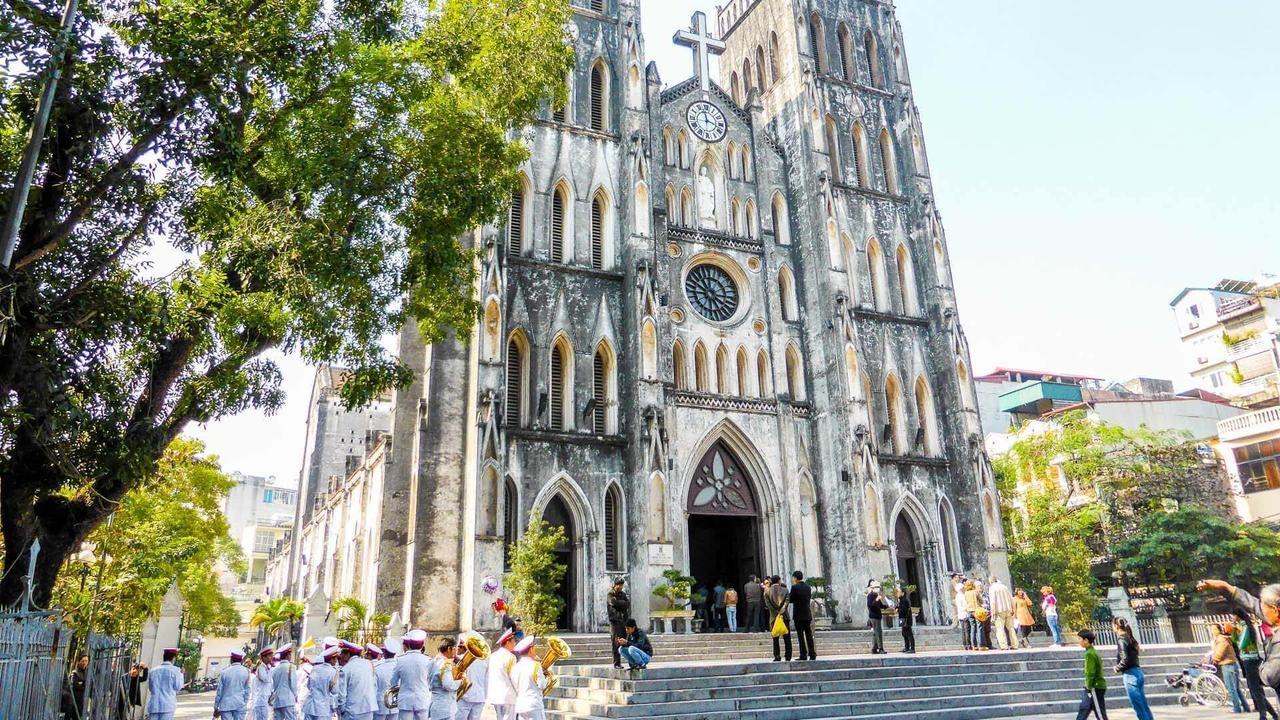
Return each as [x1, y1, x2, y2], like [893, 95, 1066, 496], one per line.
[49, 205, 155, 309]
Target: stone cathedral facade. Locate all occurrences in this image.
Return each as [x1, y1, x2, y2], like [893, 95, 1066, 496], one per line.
[309, 0, 1009, 634]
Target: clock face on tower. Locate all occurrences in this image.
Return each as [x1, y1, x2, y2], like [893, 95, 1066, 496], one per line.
[686, 101, 728, 143]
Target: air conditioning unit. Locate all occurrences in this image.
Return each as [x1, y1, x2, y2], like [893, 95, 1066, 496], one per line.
[1197, 356, 1209, 365]
[1188, 321, 1200, 330]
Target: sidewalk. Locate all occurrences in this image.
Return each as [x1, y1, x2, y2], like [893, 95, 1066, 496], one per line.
[1046, 704, 1241, 720]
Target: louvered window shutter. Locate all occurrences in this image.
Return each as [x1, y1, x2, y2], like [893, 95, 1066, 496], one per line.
[590, 66, 606, 132]
[551, 190, 565, 263]
[592, 352, 607, 434]
[550, 347, 565, 431]
[591, 198, 604, 270]
[506, 341, 522, 425]
[508, 189, 524, 255]
[604, 489, 618, 570]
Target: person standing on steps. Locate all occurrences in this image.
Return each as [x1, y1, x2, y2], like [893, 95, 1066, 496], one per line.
[1213, 622, 1250, 714]
[1075, 630, 1109, 720]
[989, 575, 1016, 651]
[725, 584, 740, 633]
[1233, 606, 1279, 720]
[607, 578, 630, 669]
[866, 580, 887, 655]
[1014, 589, 1035, 649]
[765, 574, 792, 662]
[897, 587, 915, 653]
[713, 580, 727, 632]
[789, 571, 816, 661]
[744, 575, 763, 633]
[1112, 618, 1153, 720]
[953, 575, 972, 651]
[1042, 585, 1065, 646]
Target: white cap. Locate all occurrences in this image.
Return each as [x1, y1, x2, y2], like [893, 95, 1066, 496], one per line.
[276, 643, 293, 657]
[321, 646, 341, 659]
[229, 650, 245, 661]
[365, 643, 383, 656]
[496, 628, 515, 646]
[322, 636, 339, 649]
[514, 637, 536, 655]
[405, 629, 428, 644]
[382, 638, 402, 655]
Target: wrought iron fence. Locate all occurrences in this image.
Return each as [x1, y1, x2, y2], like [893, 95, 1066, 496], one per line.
[1082, 614, 1176, 646]
[1190, 614, 1238, 645]
[0, 606, 70, 720]
[79, 632, 137, 720]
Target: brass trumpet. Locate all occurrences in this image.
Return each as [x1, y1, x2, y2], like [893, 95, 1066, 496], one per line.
[539, 636, 571, 694]
[452, 634, 492, 700]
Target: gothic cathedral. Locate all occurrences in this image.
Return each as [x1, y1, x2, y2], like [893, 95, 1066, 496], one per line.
[381, 0, 1007, 633]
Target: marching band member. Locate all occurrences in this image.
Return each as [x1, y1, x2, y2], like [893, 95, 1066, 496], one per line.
[484, 630, 518, 720]
[213, 650, 251, 720]
[301, 648, 339, 720]
[390, 629, 431, 720]
[427, 638, 462, 720]
[253, 648, 275, 720]
[510, 638, 546, 720]
[340, 640, 378, 720]
[270, 644, 300, 720]
[454, 635, 487, 720]
[145, 648, 183, 720]
[373, 641, 398, 720]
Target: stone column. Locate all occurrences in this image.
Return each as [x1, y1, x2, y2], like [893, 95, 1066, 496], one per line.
[300, 586, 335, 646]
[1107, 584, 1138, 636]
[138, 582, 183, 706]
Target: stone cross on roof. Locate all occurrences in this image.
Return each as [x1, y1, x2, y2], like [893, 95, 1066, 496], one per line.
[674, 11, 725, 92]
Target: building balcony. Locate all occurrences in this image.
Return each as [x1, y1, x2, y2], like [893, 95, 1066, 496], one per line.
[1219, 406, 1280, 442]
[997, 380, 1084, 416]
[1218, 297, 1263, 322]
[1228, 337, 1274, 362]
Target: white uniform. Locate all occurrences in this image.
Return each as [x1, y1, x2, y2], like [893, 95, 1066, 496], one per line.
[390, 649, 432, 719]
[427, 655, 462, 720]
[454, 657, 487, 720]
[271, 662, 300, 719]
[373, 658, 397, 720]
[340, 656, 378, 720]
[483, 647, 517, 720]
[145, 661, 183, 720]
[214, 664, 252, 720]
[301, 663, 338, 720]
[253, 663, 274, 720]
[510, 657, 546, 720]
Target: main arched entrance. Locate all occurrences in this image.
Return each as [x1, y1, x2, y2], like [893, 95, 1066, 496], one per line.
[894, 512, 926, 620]
[687, 441, 762, 604]
[542, 495, 576, 630]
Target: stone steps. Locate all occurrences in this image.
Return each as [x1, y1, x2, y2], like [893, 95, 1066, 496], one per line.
[542, 645, 1203, 720]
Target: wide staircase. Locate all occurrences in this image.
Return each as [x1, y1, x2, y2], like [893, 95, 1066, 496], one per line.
[545, 636, 1204, 720]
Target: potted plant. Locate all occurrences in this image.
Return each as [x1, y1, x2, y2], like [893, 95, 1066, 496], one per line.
[881, 574, 904, 628]
[652, 569, 696, 633]
[805, 577, 838, 630]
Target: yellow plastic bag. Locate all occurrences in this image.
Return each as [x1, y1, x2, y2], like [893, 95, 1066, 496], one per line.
[771, 613, 787, 638]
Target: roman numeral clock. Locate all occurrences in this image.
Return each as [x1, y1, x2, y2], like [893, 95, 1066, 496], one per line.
[686, 101, 727, 143]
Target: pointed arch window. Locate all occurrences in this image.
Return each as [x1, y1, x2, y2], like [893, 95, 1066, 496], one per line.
[771, 193, 790, 245]
[742, 58, 754, 95]
[730, 73, 741, 105]
[552, 72, 570, 124]
[770, 32, 782, 82]
[914, 375, 937, 455]
[727, 142, 739, 180]
[741, 145, 752, 181]
[715, 343, 730, 394]
[677, 130, 690, 169]
[508, 180, 528, 256]
[736, 346, 750, 397]
[592, 343, 613, 434]
[505, 333, 529, 427]
[880, 129, 899, 195]
[551, 184, 569, 263]
[785, 344, 805, 400]
[757, 350, 771, 397]
[663, 127, 675, 166]
[863, 30, 883, 87]
[745, 199, 758, 240]
[590, 61, 608, 132]
[503, 477, 518, 569]
[837, 23, 855, 80]
[779, 266, 798, 321]
[867, 237, 888, 312]
[604, 484, 623, 570]
[939, 497, 961, 572]
[672, 340, 688, 390]
[852, 123, 870, 188]
[885, 373, 904, 454]
[755, 45, 768, 91]
[591, 191, 607, 270]
[824, 116, 841, 180]
[694, 342, 709, 392]
[845, 344, 859, 399]
[896, 244, 918, 315]
[550, 336, 573, 431]
[679, 187, 693, 226]
[809, 14, 827, 74]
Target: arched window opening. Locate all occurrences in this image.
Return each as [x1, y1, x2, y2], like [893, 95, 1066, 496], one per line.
[880, 129, 899, 195]
[727, 142, 738, 180]
[604, 484, 623, 571]
[591, 191, 607, 270]
[771, 193, 790, 245]
[915, 375, 937, 456]
[663, 127, 675, 166]
[672, 340, 688, 390]
[736, 347, 750, 396]
[779, 266, 798, 321]
[957, 359, 975, 410]
[551, 183, 569, 263]
[505, 333, 528, 427]
[939, 498, 960, 573]
[503, 477, 518, 569]
[770, 32, 782, 82]
[841, 233, 858, 302]
[864, 484, 883, 545]
[635, 181, 650, 236]
[885, 373, 904, 454]
[664, 185, 676, 223]
[896, 244, 918, 315]
[640, 319, 657, 379]
[852, 123, 870, 188]
[837, 23, 855, 80]
[694, 341, 709, 392]
[824, 116, 840, 180]
[809, 13, 827, 74]
[590, 61, 608, 132]
[742, 58, 754, 95]
[867, 238, 888, 311]
[730, 73, 741, 105]
[745, 199, 758, 240]
[864, 30, 882, 87]
[551, 72, 569, 123]
[729, 197, 741, 235]
[550, 337, 572, 431]
[680, 188, 693, 226]
[755, 45, 768, 91]
[592, 346, 609, 434]
[757, 351, 772, 397]
[786, 344, 805, 400]
[508, 179, 527, 256]
[741, 145, 752, 181]
[845, 344, 859, 399]
[715, 343, 729, 395]
[678, 130, 690, 169]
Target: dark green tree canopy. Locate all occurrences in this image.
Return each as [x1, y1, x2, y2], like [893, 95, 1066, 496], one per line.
[0, 0, 572, 604]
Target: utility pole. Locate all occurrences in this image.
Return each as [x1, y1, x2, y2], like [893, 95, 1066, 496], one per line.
[0, 0, 82, 269]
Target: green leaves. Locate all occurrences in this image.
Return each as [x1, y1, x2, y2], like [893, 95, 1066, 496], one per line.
[502, 517, 567, 638]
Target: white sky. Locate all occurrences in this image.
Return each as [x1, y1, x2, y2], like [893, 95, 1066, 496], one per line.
[189, 0, 1280, 481]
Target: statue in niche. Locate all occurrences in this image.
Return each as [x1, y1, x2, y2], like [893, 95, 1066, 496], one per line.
[697, 166, 717, 228]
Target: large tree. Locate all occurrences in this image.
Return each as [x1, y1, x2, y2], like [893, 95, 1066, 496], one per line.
[0, 0, 573, 605]
[53, 437, 243, 637]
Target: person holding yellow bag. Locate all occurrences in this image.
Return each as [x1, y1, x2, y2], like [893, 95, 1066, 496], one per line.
[764, 574, 792, 662]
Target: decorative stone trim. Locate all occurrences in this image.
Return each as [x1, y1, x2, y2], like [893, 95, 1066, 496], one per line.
[668, 225, 763, 254]
[853, 307, 930, 327]
[671, 390, 778, 415]
[876, 453, 950, 469]
[831, 181, 907, 205]
[505, 427, 628, 447]
[508, 255, 626, 281]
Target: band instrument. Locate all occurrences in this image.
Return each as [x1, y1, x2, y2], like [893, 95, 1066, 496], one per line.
[539, 636, 571, 694]
[383, 684, 399, 709]
[450, 634, 491, 700]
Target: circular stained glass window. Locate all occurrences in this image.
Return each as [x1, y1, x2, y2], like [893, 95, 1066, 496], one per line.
[685, 264, 740, 322]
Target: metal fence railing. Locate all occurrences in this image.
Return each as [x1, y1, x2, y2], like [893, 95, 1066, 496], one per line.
[1083, 615, 1176, 646]
[1190, 614, 1238, 645]
[0, 606, 70, 720]
[80, 632, 137, 720]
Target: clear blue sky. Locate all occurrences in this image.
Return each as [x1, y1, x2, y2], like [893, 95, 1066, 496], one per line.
[191, 0, 1280, 480]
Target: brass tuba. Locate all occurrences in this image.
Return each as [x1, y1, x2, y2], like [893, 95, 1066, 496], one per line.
[383, 685, 399, 710]
[539, 636, 572, 694]
[453, 634, 492, 700]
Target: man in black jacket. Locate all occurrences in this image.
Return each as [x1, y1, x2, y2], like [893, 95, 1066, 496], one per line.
[607, 578, 630, 669]
[867, 580, 887, 654]
[615, 619, 653, 670]
[789, 571, 816, 661]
